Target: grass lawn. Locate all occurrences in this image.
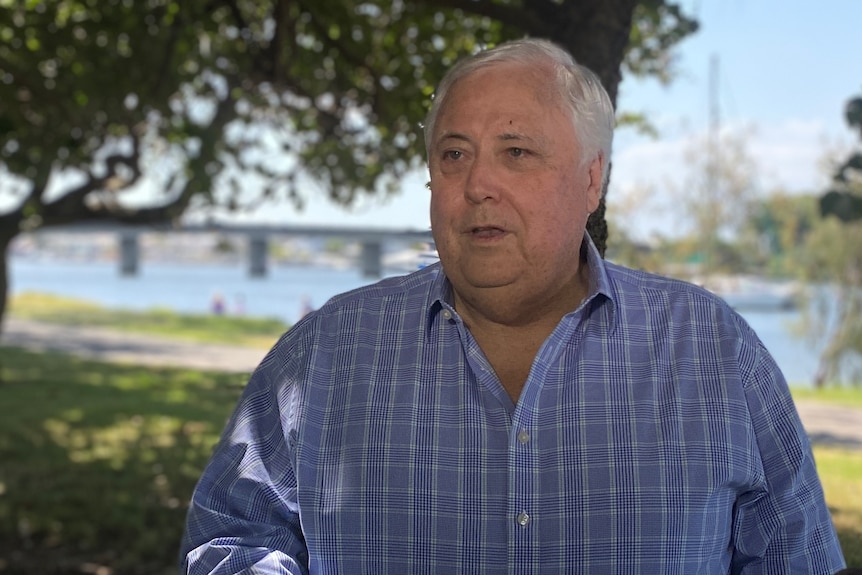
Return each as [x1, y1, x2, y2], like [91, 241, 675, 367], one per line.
[8, 292, 289, 349]
[797, 388, 862, 566]
[791, 385, 862, 409]
[0, 347, 249, 574]
[815, 446, 862, 568]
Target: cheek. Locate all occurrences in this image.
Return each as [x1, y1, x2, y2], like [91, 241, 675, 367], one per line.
[429, 184, 460, 213]
[428, 192, 454, 236]
[428, 189, 443, 216]
[530, 194, 588, 241]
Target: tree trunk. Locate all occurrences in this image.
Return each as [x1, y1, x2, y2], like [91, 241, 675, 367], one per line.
[0, 221, 19, 334]
[526, 0, 639, 256]
[0, 230, 19, 338]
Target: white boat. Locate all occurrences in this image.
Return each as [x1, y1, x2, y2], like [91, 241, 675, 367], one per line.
[383, 242, 439, 274]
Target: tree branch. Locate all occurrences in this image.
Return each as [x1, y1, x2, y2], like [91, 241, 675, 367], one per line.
[39, 132, 143, 227]
[265, 0, 293, 85]
[0, 210, 24, 243]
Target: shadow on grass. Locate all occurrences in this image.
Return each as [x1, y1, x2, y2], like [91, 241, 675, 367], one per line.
[0, 347, 249, 574]
[836, 522, 862, 568]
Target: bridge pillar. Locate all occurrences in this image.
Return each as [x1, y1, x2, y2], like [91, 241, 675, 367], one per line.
[119, 231, 139, 276]
[360, 240, 382, 278]
[249, 234, 268, 277]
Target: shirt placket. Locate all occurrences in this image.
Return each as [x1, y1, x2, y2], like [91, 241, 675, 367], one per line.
[507, 310, 585, 575]
[509, 403, 538, 575]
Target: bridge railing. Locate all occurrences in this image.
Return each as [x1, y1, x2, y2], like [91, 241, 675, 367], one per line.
[41, 222, 433, 278]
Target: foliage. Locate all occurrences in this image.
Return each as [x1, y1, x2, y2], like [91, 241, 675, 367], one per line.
[0, 0, 698, 229]
[796, 218, 862, 386]
[743, 192, 821, 277]
[679, 129, 759, 273]
[821, 91, 862, 222]
[605, 229, 666, 272]
[8, 291, 289, 348]
[611, 183, 862, 387]
[798, 88, 862, 387]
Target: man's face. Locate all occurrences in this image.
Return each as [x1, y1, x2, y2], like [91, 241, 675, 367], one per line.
[428, 62, 603, 310]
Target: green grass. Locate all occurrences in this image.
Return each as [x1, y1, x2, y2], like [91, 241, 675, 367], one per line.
[791, 385, 862, 409]
[0, 347, 249, 574]
[791, 388, 862, 566]
[814, 446, 862, 567]
[8, 291, 289, 349]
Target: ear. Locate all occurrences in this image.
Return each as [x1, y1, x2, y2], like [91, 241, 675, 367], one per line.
[585, 154, 604, 212]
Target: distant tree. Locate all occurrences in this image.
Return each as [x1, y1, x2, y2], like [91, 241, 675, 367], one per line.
[803, 88, 862, 386]
[796, 216, 862, 387]
[0, 0, 698, 328]
[671, 129, 758, 275]
[820, 90, 862, 222]
[744, 193, 819, 276]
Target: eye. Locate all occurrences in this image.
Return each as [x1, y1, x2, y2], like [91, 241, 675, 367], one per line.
[442, 150, 463, 161]
[509, 147, 525, 157]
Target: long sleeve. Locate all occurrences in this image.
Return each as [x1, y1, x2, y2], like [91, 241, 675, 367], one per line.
[180, 360, 308, 575]
[731, 341, 846, 573]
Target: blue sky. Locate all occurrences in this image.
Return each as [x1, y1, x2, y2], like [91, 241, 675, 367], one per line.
[184, 1, 862, 239]
[609, 0, 862, 238]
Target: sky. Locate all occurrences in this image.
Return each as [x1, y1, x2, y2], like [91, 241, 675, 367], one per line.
[139, 1, 862, 240]
[608, 0, 862, 239]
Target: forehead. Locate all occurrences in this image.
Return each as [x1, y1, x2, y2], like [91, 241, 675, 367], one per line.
[434, 62, 571, 135]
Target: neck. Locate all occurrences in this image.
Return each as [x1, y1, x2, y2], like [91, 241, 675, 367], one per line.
[453, 260, 591, 335]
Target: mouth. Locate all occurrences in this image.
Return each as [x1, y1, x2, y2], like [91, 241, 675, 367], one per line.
[467, 226, 507, 239]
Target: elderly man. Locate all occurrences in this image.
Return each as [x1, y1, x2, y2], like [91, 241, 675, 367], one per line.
[181, 38, 846, 574]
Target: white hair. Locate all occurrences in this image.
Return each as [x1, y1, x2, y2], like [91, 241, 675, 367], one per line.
[423, 38, 615, 187]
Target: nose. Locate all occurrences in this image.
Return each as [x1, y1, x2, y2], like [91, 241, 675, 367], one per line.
[464, 153, 501, 204]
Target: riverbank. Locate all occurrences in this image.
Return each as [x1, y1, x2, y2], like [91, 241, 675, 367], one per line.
[1, 317, 269, 374]
[3, 316, 861, 451]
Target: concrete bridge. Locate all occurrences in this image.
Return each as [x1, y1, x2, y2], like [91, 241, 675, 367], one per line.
[50, 221, 433, 278]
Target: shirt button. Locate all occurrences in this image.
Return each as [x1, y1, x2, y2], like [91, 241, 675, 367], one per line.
[516, 511, 531, 527]
[517, 430, 530, 444]
[442, 309, 452, 320]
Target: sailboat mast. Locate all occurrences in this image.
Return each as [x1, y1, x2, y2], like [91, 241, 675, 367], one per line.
[705, 53, 720, 273]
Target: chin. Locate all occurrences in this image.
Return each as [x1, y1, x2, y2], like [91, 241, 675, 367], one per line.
[459, 268, 520, 290]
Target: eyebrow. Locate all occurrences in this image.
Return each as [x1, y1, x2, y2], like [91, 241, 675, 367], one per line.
[435, 131, 470, 145]
[435, 131, 539, 145]
[499, 132, 536, 144]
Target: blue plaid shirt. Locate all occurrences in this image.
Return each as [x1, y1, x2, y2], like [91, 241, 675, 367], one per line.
[181, 237, 845, 574]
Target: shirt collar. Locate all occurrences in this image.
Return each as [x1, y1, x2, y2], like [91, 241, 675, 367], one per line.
[425, 232, 617, 334]
[581, 233, 618, 331]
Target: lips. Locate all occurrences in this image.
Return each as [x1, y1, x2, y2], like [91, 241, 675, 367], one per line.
[468, 226, 507, 239]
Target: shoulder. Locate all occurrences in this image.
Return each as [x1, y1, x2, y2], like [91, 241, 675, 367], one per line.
[317, 264, 440, 316]
[244, 266, 441, 420]
[259, 265, 440, 371]
[601, 260, 763, 355]
[599, 262, 786, 394]
[603, 260, 739, 316]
